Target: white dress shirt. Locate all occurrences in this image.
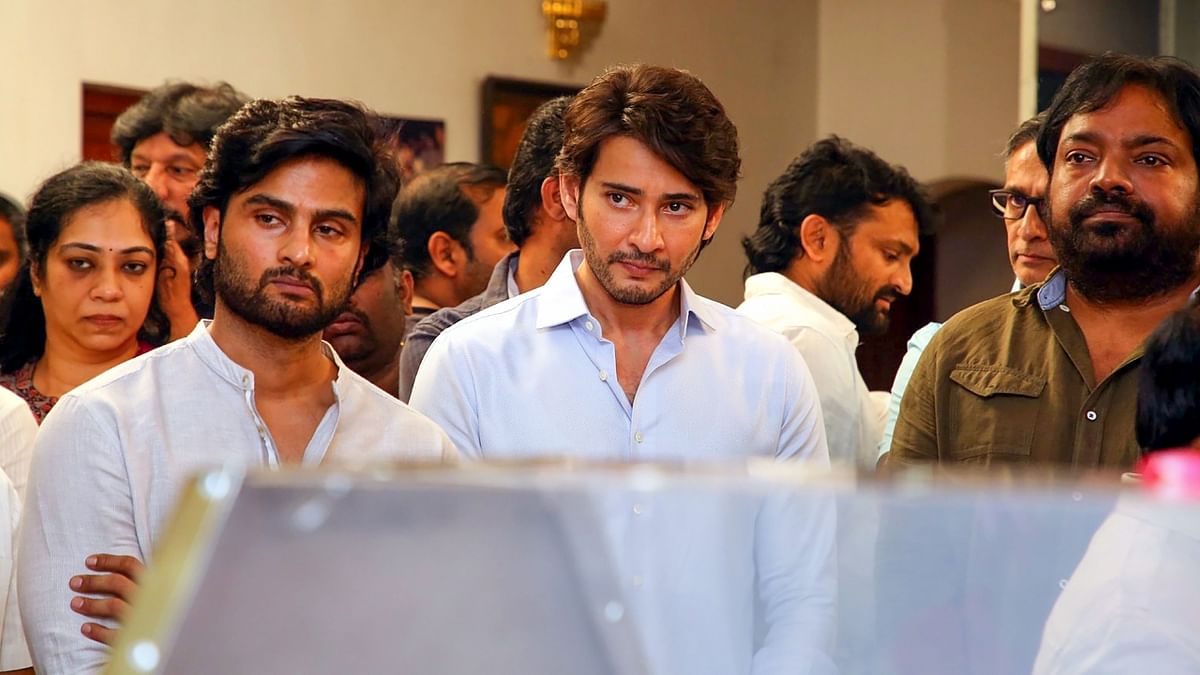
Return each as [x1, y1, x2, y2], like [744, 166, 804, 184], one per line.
[0, 468, 30, 671]
[1033, 495, 1200, 674]
[411, 251, 837, 675]
[0, 387, 37, 502]
[738, 272, 884, 467]
[19, 321, 455, 675]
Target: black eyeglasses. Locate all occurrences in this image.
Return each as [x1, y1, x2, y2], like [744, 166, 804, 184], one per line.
[989, 189, 1045, 221]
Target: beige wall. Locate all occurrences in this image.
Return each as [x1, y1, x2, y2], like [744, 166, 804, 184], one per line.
[0, 0, 819, 306]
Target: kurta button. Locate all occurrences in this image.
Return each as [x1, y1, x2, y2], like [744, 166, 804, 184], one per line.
[634, 431, 644, 443]
[599, 370, 608, 381]
[1086, 410, 1098, 421]
[632, 503, 643, 515]
[585, 321, 594, 331]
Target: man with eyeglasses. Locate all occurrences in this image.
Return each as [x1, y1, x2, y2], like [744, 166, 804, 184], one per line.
[877, 113, 1056, 461]
[887, 53, 1200, 468]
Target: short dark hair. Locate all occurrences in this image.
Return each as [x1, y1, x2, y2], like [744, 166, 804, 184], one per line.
[0, 192, 26, 260]
[190, 97, 401, 299]
[0, 162, 169, 372]
[742, 136, 935, 276]
[112, 82, 249, 165]
[1036, 53, 1200, 171]
[502, 96, 571, 247]
[390, 162, 506, 280]
[1137, 305, 1200, 452]
[1004, 111, 1047, 159]
[555, 64, 741, 218]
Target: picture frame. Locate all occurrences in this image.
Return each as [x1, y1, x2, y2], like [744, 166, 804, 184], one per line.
[480, 76, 580, 170]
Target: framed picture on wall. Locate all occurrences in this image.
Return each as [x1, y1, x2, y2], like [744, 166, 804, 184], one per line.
[480, 76, 580, 171]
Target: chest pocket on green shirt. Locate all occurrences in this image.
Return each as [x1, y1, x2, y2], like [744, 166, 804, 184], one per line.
[947, 366, 1046, 462]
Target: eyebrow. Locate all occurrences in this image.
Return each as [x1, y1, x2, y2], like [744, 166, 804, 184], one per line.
[1062, 131, 1181, 150]
[244, 193, 359, 224]
[599, 181, 701, 202]
[130, 151, 202, 165]
[59, 242, 155, 255]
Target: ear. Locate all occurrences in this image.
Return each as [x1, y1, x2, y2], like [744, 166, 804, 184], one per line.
[798, 213, 834, 264]
[202, 206, 222, 261]
[350, 242, 368, 288]
[701, 202, 727, 243]
[29, 260, 42, 297]
[396, 267, 415, 315]
[426, 231, 462, 278]
[539, 176, 568, 222]
[558, 173, 582, 223]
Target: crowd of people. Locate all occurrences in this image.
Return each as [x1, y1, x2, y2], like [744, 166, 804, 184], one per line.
[0, 50, 1197, 673]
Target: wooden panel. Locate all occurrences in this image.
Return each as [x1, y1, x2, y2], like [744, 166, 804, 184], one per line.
[81, 82, 147, 162]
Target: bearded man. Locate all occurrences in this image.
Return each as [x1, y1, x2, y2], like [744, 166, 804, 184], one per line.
[888, 53, 1200, 468]
[738, 136, 934, 466]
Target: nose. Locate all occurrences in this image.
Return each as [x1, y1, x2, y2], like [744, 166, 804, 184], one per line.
[629, 209, 666, 254]
[1017, 204, 1049, 242]
[142, 164, 171, 202]
[279, 224, 314, 269]
[1090, 154, 1133, 195]
[91, 265, 125, 302]
[894, 260, 914, 297]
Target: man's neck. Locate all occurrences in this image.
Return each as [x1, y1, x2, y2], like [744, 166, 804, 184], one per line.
[348, 351, 401, 398]
[35, 334, 140, 397]
[573, 262, 680, 340]
[781, 260, 821, 297]
[514, 225, 574, 294]
[412, 278, 459, 311]
[207, 304, 335, 395]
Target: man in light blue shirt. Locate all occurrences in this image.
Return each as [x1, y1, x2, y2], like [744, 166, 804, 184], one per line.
[412, 64, 836, 674]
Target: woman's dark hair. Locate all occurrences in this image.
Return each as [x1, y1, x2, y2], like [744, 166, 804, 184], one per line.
[0, 162, 169, 372]
[191, 97, 401, 300]
[0, 192, 27, 263]
[1137, 305, 1200, 452]
[742, 136, 935, 276]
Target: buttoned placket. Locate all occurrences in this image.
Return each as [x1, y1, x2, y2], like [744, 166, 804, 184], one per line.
[240, 372, 281, 468]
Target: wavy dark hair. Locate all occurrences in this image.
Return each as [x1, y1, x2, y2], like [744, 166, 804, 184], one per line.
[0, 162, 169, 373]
[555, 64, 740, 251]
[0, 192, 27, 274]
[502, 96, 571, 246]
[1137, 304, 1200, 452]
[190, 97, 402, 301]
[1036, 53, 1200, 171]
[112, 81, 249, 165]
[742, 136, 935, 276]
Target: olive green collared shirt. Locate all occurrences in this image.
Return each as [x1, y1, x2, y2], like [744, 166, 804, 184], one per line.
[889, 270, 1144, 469]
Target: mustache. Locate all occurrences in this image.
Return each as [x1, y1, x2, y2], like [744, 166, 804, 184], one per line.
[608, 249, 669, 271]
[259, 266, 324, 296]
[1068, 192, 1154, 226]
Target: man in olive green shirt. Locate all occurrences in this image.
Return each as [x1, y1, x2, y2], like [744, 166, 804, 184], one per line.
[890, 53, 1200, 469]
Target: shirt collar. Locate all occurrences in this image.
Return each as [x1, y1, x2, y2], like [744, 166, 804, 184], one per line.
[1018, 266, 1200, 311]
[1117, 491, 1200, 542]
[535, 250, 718, 335]
[743, 271, 857, 340]
[482, 251, 518, 305]
[187, 319, 347, 393]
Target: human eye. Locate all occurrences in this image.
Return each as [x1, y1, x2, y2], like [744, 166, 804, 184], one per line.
[66, 258, 94, 271]
[607, 192, 631, 207]
[122, 261, 150, 274]
[1135, 154, 1168, 167]
[314, 222, 345, 238]
[168, 165, 197, 179]
[1063, 150, 1094, 165]
[255, 213, 284, 227]
[130, 163, 150, 178]
[883, 250, 900, 263]
[664, 201, 693, 216]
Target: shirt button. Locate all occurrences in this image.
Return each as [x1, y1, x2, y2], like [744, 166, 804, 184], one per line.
[598, 370, 608, 381]
[585, 320, 595, 331]
[1059, 304, 1071, 313]
[1086, 410, 1098, 421]
[632, 503, 643, 515]
[634, 431, 644, 443]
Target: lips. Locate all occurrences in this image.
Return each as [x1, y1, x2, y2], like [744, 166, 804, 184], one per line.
[84, 314, 125, 328]
[270, 277, 316, 297]
[324, 312, 364, 336]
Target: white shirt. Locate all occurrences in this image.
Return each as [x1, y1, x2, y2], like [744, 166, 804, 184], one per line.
[0, 387, 37, 502]
[0, 468, 30, 671]
[1033, 495, 1200, 674]
[411, 251, 837, 675]
[738, 272, 885, 467]
[19, 321, 455, 675]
